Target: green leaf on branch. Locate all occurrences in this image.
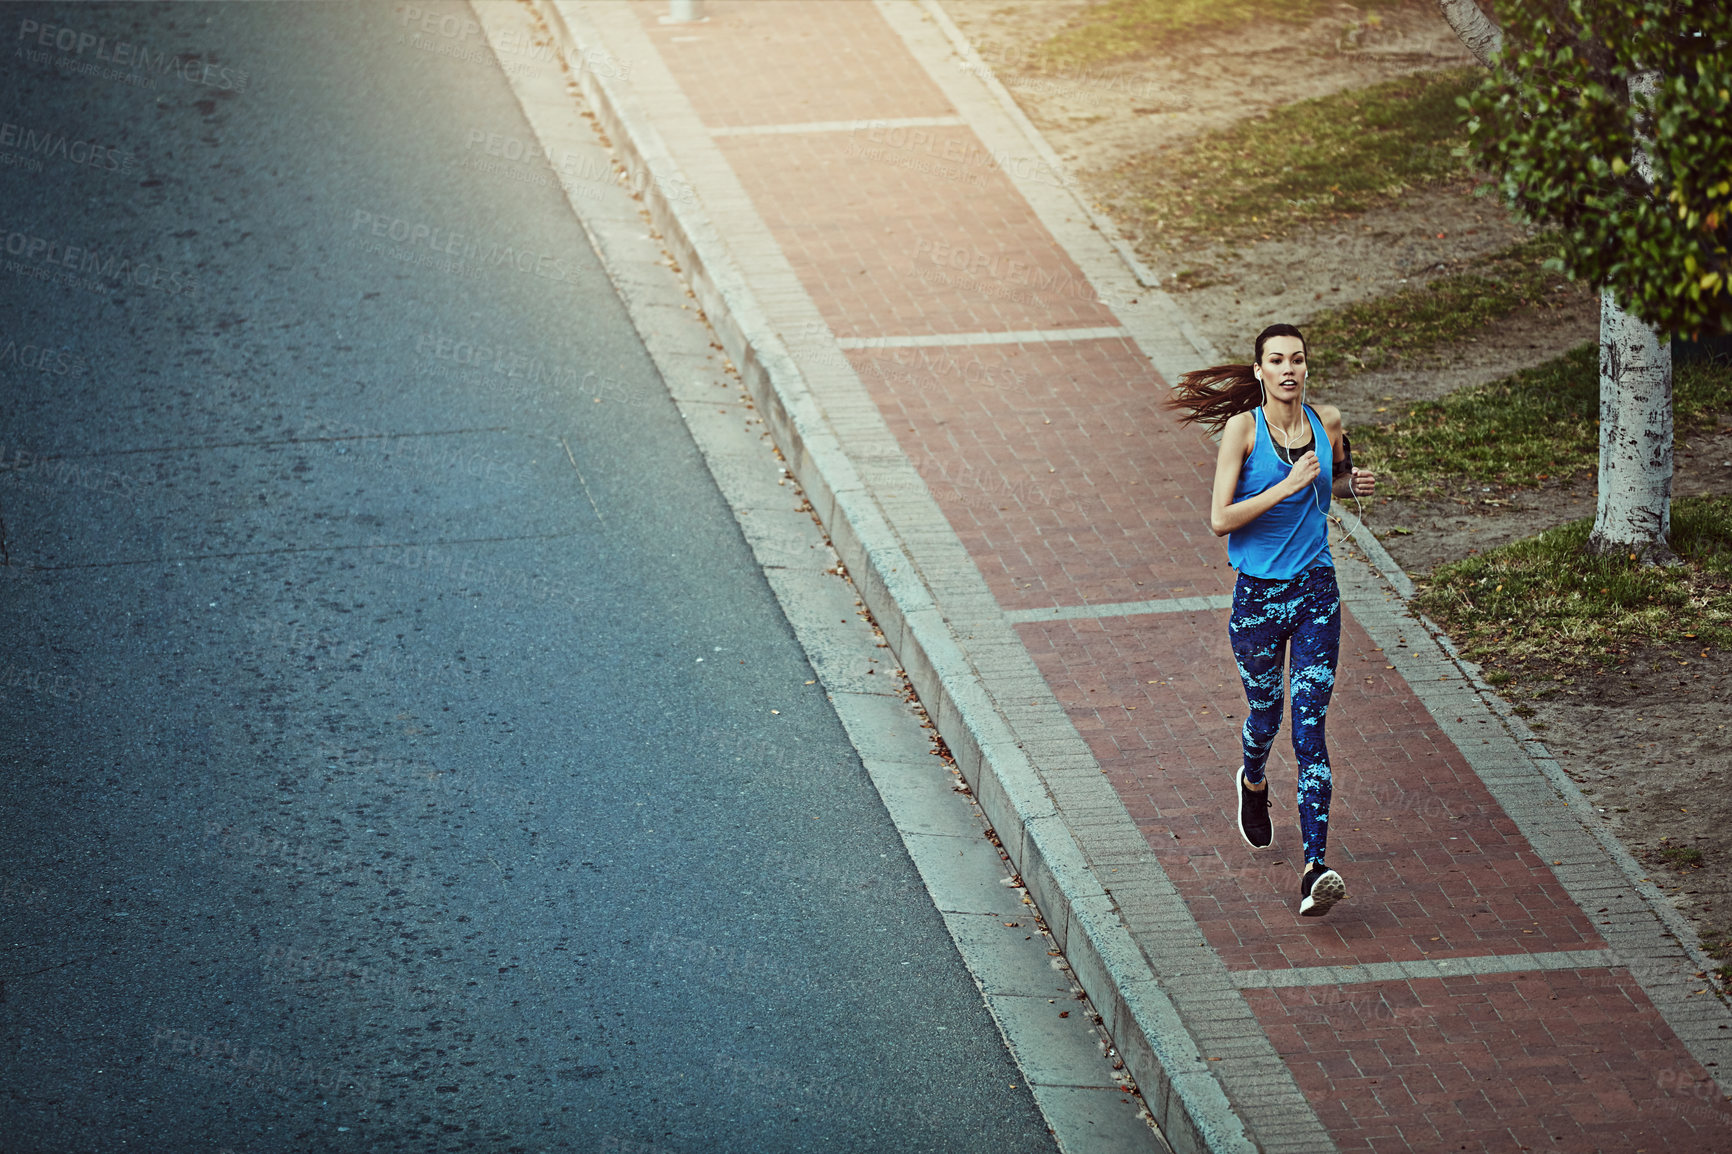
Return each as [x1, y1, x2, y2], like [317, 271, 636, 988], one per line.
[1463, 1, 1732, 334]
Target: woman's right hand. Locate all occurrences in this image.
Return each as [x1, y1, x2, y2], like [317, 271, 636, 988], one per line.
[1282, 451, 1322, 495]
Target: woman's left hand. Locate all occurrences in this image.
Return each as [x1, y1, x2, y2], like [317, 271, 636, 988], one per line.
[1349, 467, 1376, 497]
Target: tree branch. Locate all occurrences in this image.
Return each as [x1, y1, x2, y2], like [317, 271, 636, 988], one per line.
[1434, 0, 1503, 68]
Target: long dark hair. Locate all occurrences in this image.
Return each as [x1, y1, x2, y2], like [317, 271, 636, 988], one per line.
[1166, 323, 1308, 434]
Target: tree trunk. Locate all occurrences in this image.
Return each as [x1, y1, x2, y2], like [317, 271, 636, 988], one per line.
[1587, 71, 1675, 565]
[1436, 17, 1677, 565]
[1588, 288, 1677, 564]
[1433, 0, 1501, 66]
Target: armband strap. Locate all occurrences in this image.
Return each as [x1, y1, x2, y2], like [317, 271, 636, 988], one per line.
[1338, 434, 1354, 477]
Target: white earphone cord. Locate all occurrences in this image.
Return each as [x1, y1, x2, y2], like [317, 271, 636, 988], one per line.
[1260, 376, 1367, 529]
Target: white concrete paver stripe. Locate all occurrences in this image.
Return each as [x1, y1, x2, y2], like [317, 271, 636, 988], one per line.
[837, 326, 1131, 348]
[710, 115, 966, 136]
[900, 0, 1214, 372]
[1230, 949, 1621, 989]
[1004, 596, 1233, 624]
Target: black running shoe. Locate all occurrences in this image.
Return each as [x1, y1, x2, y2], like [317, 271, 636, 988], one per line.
[1300, 864, 1346, 917]
[1236, 768, 1273, 849]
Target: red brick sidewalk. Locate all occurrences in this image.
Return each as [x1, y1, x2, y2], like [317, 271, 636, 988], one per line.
[619, 2, 1732, 1149]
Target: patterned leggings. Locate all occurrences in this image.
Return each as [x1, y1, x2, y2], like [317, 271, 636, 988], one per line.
[1228, 564, 1341, 865]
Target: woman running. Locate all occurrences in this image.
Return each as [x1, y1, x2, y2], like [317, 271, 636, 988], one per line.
[1168, 323, 1375, 916]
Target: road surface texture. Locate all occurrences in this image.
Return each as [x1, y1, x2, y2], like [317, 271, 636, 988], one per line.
[0, 3, 1142, 1151]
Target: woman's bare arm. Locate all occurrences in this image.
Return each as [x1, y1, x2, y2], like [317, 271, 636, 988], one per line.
[1316, 404, 1375, 499]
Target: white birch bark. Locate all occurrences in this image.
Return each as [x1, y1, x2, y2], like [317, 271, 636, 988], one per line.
[1433, 0, 1501, 66]
[1588, 71, 1675, 562]
[1590, 288, 1676, 561]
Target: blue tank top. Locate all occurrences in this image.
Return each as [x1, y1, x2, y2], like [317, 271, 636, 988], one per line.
[1227, 406, 1333, 579]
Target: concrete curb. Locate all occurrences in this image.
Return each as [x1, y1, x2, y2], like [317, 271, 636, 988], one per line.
[527, 3, 1254, 1150]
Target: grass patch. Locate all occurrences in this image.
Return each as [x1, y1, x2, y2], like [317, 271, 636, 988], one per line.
[1412, 495, 1732, 671]
[1307, 236, 1574, 376]
[1351, 348, 1732, 498]
[1033, 0, 1400, 71]
[1661, 844, 1706, 870]
[1112, 68, 1478, 252]
[1702, 928, 1732, 961]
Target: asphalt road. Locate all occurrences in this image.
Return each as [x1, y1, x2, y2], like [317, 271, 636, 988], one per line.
[0, 3, 1058, 1151]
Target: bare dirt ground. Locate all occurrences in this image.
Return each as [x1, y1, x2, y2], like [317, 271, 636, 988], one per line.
[944, 0, 1732, 968]
[952, 0, 1473, 170]
[946, 0, 1603, 427]
[1510, 650, 1732, 968]
[1373, 422, 1732, 573]
[1177, 184, 1604, 404]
